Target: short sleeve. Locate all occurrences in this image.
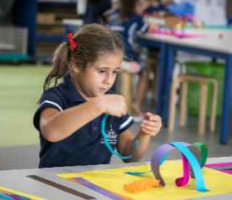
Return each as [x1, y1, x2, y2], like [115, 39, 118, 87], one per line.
[118, 114, 134, 134]
[33, 89, 65, 131]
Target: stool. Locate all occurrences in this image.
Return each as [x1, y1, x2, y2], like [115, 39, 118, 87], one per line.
[119, 71, 133, 110]
[115, 71, 133, 112]
[168, 74, 218, 135]
[116, 60, 143, 113]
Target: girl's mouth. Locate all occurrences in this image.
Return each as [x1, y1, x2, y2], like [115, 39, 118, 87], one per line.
[99, 88, 107, 92]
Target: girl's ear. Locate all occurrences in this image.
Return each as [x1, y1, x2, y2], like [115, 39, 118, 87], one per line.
[70, 59, 81, 73]
[72, 64, 80, 73]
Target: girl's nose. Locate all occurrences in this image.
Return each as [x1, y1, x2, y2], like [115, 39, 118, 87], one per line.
[104, 73, 113, 85]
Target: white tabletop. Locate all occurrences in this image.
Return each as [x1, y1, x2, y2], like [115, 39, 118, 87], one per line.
[140, 29, 232, 54]
[0, 157, 232, 200]
[0, 43, 14, 50]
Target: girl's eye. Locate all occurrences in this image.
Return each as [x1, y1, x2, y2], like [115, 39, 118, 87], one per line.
[113, 71, 119, 75]
[99, 70, 106, 74]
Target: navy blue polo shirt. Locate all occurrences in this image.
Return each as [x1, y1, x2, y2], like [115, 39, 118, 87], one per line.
[33, 76, 134, 168]
[121, 14, 148, 62]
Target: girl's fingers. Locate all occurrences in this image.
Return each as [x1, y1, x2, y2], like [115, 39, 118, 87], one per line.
[142, 119, 162, 129]
[140, 113, 162, 135]
[147, 115, 162, 122]
[141, 120, 160, 128]
[141, 126, 159, 134]
[144, 113, 162, 122]
[141, 128, 159, 136]
[141, 123, 162, 135]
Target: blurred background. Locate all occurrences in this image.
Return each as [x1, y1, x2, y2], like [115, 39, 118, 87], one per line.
[0, 0, 232, 170]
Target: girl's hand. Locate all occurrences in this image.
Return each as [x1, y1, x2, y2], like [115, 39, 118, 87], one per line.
[99, 94, 127, 117]
[140, 112, 162, 136]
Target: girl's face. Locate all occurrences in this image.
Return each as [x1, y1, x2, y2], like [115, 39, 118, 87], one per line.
[74, 51, 123, 99]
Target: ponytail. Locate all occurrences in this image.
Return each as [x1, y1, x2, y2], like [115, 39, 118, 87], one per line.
[43, 42, 69, 91]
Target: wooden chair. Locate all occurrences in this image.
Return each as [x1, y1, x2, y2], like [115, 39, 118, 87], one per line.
[168, 74, 218, 135]
[116, 71, 133, 112]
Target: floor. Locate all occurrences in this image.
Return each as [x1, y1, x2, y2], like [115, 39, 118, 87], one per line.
[0, 115, 231, 170]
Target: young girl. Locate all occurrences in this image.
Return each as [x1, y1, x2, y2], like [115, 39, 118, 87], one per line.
[33, 24, 162, 168]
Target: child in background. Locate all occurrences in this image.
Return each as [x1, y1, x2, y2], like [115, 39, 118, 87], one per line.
[107, 0, 152, 119]
[144, 0, 167, 16]
[83, 0, 112, 24]
[33, 24, 162, 168]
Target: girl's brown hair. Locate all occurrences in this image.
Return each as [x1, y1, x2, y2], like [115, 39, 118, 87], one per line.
[43, 24, 124, 90]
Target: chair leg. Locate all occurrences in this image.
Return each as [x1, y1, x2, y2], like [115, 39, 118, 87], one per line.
[210, 80, 218, 132]
[168, 79, 178, 133]
[198, 82, 208, 135]
[120, 72, 132, 112]
[179, 82, 188, 127]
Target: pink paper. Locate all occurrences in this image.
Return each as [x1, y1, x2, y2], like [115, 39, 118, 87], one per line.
[205, 162, 232, 175]
[151, 29, 207, 38]
[205, 162, 232, 168]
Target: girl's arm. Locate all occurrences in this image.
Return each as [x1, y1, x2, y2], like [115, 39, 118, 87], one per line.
[40, 95, 127, 142]
[117, 112, 162, 162]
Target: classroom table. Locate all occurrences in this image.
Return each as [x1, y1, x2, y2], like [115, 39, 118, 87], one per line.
[0, 157, 231, 200]
[138, 29, 232, 144]
[0, 44, 14, 50]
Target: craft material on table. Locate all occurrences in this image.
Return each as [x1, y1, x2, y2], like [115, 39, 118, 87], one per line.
[151, 142, 208, 192]
[58, 160, 232, 200]
[123, 178, 160, 193]
[151, 29, 207, 38]
[127, 142, 207, 192]
[28, 175, 95, 200]
[0, 186, 49, 200]
[205, 162, 232, 175]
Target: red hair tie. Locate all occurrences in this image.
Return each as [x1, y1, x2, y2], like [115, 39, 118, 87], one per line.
[67, 32, 79, 51]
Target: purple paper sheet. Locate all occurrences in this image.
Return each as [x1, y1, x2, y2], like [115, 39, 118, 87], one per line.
[75, 177, 125, 200]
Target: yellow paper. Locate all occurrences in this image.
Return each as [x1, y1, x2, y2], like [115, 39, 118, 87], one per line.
[58, 160, 232, 200]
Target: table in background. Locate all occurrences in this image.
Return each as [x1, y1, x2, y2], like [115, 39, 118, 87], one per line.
[138, 29, 232, 144]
